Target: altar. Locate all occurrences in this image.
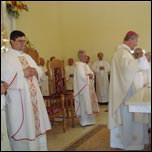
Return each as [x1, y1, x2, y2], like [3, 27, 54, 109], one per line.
[125, 86, 151, 113]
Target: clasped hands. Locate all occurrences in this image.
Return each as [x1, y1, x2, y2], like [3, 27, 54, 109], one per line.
[99, 66, 105, 70]
[69, 74, 74, 77]
[88, 73, 93, 79]
[24, 66, 38, 78]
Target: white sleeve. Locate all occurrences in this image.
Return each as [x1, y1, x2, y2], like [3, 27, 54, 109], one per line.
[1, 56, 24, 89]
[138, 56, 150, 70]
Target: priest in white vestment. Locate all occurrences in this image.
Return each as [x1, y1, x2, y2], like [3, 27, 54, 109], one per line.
[92, 52, 110, 104]
[46, 56, 56, 94]
[86, 55, 92, 68]
[132, 48, 147, 91]
[74, 50, 99, 126]
[1, 30, 51, 151]
[1, 82, 11, 151]
[132, 48, 151, 127]
[39, 57, 49, 96]
[65, 58, 75, 91]
[108, 31, 151, 150]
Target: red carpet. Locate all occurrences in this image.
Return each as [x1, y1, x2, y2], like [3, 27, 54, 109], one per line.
[64, 125, 123, 151]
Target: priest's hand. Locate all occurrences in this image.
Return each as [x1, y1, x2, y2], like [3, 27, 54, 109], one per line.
[145, 52, 151, 62]
[99, 66, 105, 70]
[69, 74, 74, 77]
[1, 82, 9, 94]
[24, 67, 38, 78]
[88, 73, 93, 79]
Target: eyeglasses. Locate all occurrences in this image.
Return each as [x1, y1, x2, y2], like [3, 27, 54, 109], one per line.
[15, 40, 26, 43]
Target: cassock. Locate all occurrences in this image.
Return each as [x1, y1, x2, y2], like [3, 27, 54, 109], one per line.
[40, 65, 49, 96]
[65, 65, 75, 90]
[132, 62, 151, 126]
[74, 61, 99, 126]
[108, 44, 150, 150]
[1, 48, 51, 151]
[1, 94, 11, 151]
[143, 62, 151, 86]
[92, 60, 110, 103]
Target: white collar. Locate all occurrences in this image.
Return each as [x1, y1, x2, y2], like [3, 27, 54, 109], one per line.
[11, 48, 24, 56]
[122, 44, 134, 54]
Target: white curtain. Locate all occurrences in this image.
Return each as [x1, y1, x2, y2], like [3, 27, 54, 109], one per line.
[1, 1, 16, 53]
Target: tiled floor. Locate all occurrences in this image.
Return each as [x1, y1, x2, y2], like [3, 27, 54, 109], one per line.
[46, 105, 151, 151]
[46, 104, 108, 151]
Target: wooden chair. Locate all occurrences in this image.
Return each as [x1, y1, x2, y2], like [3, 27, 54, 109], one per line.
[50, 58, 65, 93]
[43, 94, 66, 132]
[49, 58, 75, 127]
[64, 91, 75, 127]
[23, 45, 39, 65]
